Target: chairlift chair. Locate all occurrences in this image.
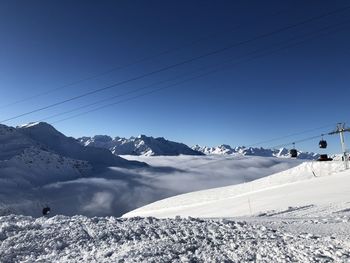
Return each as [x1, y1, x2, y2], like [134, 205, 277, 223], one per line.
[319, 140, 327, 149]
[290, 149, 298, 158]
[290, 143, 298, 158]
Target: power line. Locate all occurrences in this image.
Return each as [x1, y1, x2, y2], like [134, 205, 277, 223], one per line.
[42, 25, 344, 122]
[50, 24, 350, 125]
[1, 5, 350, 124]
[162, 123, 346, 170]
[41, 18, 350, 122]
[272, 134, 328, 149]
[263, 122, 350, 151]
[0, 7, 290, 110]
[195, 126, 345, 169]
[246, 124, 336, 147]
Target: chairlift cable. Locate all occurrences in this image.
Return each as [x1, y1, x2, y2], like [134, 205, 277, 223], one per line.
[41, 20, 350, 123]
[2, 5, 350, 123]
[0, 7, 291, 109]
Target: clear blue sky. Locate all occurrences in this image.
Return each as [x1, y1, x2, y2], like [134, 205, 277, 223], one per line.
[0, 0, 349, 153]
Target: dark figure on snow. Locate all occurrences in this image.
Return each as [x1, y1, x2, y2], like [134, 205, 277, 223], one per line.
[42, 206, 50, 216]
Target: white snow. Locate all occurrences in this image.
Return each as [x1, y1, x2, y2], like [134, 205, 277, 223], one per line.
[16, 122, 41, 128]
[0, 123, 349, 262]
[0, 215, 349, 262]
[123, 161, 350, 219]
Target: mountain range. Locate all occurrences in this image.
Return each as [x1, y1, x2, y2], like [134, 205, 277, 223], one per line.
[79, 135, 319, 159]
[78, 135, 204, 156]
[192, 144, 319, 159]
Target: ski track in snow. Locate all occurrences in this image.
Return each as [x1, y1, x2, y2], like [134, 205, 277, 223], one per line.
[0, 215, 349, 263]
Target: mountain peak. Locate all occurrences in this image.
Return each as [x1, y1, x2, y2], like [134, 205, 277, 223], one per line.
[79, 134, 203, 156]
[18, 121, 53, 129]
[137, 134, 149, 139]
[13, 123, 146, 167]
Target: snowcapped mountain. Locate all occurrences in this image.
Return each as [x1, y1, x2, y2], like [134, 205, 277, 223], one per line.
[79, 134, 204, 156]
[1, 121, 147, 178]
[192, 144, 319, 159]
[0, 123, 91, 177]
[192, 144, 237, 155]
[17, 122, 145, 167]
[0, 121, 146, 187]
[78, 135, 318, 159]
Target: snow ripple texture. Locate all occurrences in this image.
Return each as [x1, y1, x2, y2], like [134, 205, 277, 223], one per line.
[0, 215, 349, 262]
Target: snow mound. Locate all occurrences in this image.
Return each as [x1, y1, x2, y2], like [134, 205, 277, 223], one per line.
[0, 215, 348, 262]
[79, 134, 203, 156]
[124, 161, 350, 218]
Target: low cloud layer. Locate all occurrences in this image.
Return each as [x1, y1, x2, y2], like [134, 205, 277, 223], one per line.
[0, 155, 302, 217]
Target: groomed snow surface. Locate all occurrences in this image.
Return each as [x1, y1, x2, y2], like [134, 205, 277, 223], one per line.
[124, 161, 350, 219]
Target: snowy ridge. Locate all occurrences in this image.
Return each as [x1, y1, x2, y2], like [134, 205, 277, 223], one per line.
[15, 122, 145, 168]
[79, 134, 203, 156]
[192, 144, 319, 159]
[124, 161, 350, 218]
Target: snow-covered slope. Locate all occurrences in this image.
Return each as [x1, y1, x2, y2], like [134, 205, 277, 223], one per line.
[192, 144, 319, 159]
[0, 124, 37, 160]
[79, 134, 203, 156]
[0, 123, 91, 180]
[17, 122, 144, 167]
[0, 122, 148, 216]
[123, 161, 350, 218]
[0, 147, 90, 186]
[121, 155, 303, 192]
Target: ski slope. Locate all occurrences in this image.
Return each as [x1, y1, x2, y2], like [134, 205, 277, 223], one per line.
[123, 161, 350, 218]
